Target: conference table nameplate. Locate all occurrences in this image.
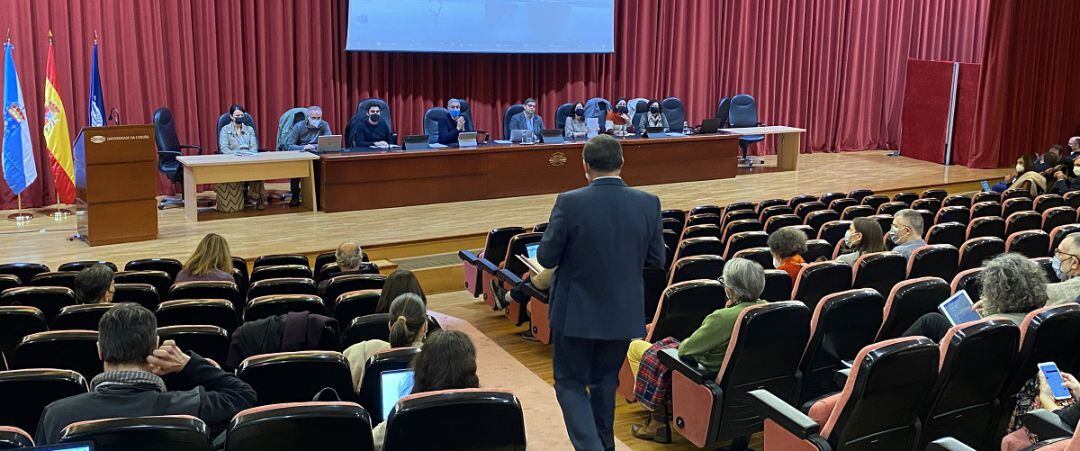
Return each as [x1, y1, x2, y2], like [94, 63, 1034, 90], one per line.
[316, 134, 740, 212]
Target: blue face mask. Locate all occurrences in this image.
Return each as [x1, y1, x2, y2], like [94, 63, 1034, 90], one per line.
[449, 109, 461, 119]
[1054, 254, 1070, 281]
[309, 119, 322, 128]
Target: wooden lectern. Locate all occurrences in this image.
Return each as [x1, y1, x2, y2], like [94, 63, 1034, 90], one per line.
[73, 125, 158, 246]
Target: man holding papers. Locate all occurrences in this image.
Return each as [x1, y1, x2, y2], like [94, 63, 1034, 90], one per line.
[537, 135, 665, 451]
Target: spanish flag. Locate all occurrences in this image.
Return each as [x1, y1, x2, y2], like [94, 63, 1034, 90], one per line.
[42, 32, 75, 204]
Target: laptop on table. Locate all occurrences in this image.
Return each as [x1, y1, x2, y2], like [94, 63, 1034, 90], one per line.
[540, 129, 564, 144]
[698, 118, 722, 134]
[458, 131, 479, 148]
[403, 135, 431, 151]
[316, 134, 343, 152]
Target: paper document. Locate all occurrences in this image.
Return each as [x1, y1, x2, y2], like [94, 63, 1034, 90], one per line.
[492, 140, 513, 144]
[586, 117, 599, 138]
[516, 254, 545, 275]
[429, 143, 447, 148]
[665, 132, 686, 137]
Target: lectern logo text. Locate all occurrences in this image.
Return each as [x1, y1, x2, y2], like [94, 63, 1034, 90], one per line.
[90, 135, 106, 144]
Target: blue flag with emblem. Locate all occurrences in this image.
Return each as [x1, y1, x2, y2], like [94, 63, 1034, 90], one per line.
[88, 40, 105, 127]
[2, 41, 38, 195]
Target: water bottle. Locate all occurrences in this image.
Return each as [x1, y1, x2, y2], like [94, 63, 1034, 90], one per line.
[683, 121, 691, 135]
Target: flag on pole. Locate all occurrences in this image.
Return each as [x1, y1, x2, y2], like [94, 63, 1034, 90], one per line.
[43, 32, 75, 203]
[87, 36, 105, 127]
[3, 40, 38, 195]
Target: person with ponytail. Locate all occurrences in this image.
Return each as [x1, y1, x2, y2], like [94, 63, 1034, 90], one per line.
[343, 293, 428, 390]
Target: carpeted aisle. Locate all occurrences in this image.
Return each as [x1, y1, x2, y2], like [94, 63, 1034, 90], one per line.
[431, 311, 633, 450]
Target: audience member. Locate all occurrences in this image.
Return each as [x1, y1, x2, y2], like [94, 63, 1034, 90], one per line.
[436, 98, 474, 145]
[1035, 144, 1068, 172]
[317, 241, 363, 293]
[35, 304, 256, 444]
[606, 98, 633, 135]
[768, 226, 808, 280]
[989, 154, 1036, 193]
[371, 329, 479, 450]
[375, 269, 427, 313]
[347, 103, 392, 149]
[564, 102, 589, 141]
[217, 104, 265, 210]
[637, 100, 669, 133]
[344, 293, 427, 390]
[1050, 157, 1080, 195]
[1047, 233, 1080, 305]
[507, 97, 544, 141]
[903, 253, 1046, 342]
[281, 105, 331, 206]
[176, 233, 235, 283]
[626, 258, 766, 443]
[1002, 370, 1080, 450]
[835, 217, 887, 265]
[74, 264, 115, 304]
[1069, 136, 1080, 159]
[888, 209, 927, 259]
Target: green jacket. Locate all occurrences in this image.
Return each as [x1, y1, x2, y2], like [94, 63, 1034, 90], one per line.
[678, 300, 767, 373]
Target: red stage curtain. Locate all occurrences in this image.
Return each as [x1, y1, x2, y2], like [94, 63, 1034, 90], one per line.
[0, 0, 988, 208]
[971, 0, 1080, 169]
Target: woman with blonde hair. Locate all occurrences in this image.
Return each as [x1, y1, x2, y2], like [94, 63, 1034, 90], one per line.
[175, 233, 235, 283]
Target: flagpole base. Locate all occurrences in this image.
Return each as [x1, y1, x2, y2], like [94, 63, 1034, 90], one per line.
[7, 212, 33, 222]
[41, 208, 72, 218]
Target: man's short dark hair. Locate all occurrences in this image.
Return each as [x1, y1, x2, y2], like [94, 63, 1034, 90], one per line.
[523, 97, 537, 105]
[583, 135, 624, 172]
[75, 264, 114, 303]
[98, 303, 158, 365]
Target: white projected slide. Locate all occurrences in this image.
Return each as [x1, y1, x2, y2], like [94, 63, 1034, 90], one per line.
[345, 0, 614, 53]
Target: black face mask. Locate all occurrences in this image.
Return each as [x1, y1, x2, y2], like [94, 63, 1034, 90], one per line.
[616, 106, 628, 113]
[649, 106, 660, 114]
[369, 113, 381, 124]
[575, 108, 585, 117]
[232, 115, 243, 123]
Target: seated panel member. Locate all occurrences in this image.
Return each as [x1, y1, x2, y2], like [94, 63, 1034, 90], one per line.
[437, 98, 475, 145]
[637, 100, 669, 133]
[347, 103, 392, 149]
[282, 105, 331, 206]
[218, 104, 266, 210]
[564, 102, 589, 141]
[606, 97, 633, 136]
[508, 97, 544, 141]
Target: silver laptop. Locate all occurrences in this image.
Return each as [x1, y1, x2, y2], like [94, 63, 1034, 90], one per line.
[317, 134, 343, 151]
[458, 131, 478, 148]
[510, 129, 537, 144]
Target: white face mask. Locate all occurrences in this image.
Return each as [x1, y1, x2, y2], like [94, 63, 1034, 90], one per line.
[772, 256, 782, 269]
[1016, 163, 1025, 173]
[843, 230, 859, 247]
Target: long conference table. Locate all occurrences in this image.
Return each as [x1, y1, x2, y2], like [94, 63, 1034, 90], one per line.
[315, 133, 745, 212]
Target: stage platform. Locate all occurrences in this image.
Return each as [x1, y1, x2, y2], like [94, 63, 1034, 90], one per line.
[0, 151, 1008, 271]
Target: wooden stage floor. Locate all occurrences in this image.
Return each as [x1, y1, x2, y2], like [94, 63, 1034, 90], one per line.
[0, 150, 1006, 270]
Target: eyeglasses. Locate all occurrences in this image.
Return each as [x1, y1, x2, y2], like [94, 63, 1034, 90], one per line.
[1055, 249, 1080, 261]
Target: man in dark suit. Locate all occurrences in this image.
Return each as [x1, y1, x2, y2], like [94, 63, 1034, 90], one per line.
[537, 135, 665, 451]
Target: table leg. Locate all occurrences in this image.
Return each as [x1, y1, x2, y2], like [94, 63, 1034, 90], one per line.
[183, 166, 198, 222]
[302, 161, 318, 213]
[777, 132, 801, 171]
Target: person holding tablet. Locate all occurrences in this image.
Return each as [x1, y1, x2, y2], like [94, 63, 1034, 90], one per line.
[1001, 367, 1080, 449]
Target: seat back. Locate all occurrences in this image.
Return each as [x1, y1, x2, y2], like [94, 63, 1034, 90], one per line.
[60, 415, 211, 451]
[112, 283, 162, 311]
[711, 302, 811, 439]
[1034, 193, 1064, 213]
[723, 219, 762, 240]
[53, 303, 118, 330]
[0, 286, 76, 322]
[0, 368, 87, 435]
[950, 268, 983, 302]
[847, 189, 874, 202]
[788, 194, 819, 209]
[819, 337, 939, 449]
[28, 271, 78, 290]
[124, 258, 182, 281]
[383, 389, 526, 451]
[817, 220, 851, 247]
[722, 232, 768, 260]
[275, 107, 309, 150]
[732, 248, 772, 270]
[715, 96, 731, 126]
[755, 199, 787, 214]
[920, 319, 1019, 448]
[926, 222, 966, 248]
[253, 254, 309, 269]
[0, 426, 33, 449]
[958, 237, 1005, 271]
[316, 262, 379, 284]
[340, 313, 392, 350]
[661, 97, 685, 131]
[943, 194, 971, 208]
[906, 244, 958, 281]
[851, 251, 906, 297]
[911, 198, 942, 213]
[168, 281, 243, 312]
[422, 107, 449, 142]
[0, 263, 49, 285]
[860, 195, 889, 212]
[649, 280, 727, 341]
[728, 94, 759, 128]
[802, 239, 833, 263]
[358, 347, 423, 424]
[966, 216, 1005, 240]
[1006, 304, 1080, 399]
[829, 198, 859, 214]
[1051, 224, 1080, 253]
[675, 237, 724, 261]
[11, 330, 102, 379]
[247, 278, 317, 301]
[157, 325, 230, 363]
[805, 210, 840, 234]
[935, 206, 970, 226]
[680, 224, 722, 240]
[482, 227, 528, 268]
[1042, 206, 1075, 233]
[877, 201, 906, 216]
[502, 104, 525, 140]
[554, 102, 574, 130]
[762, 270, 793, 301]
[114, 270, 172, 301]
[790, 261, 852, 312]
[797, 289, 884, 406]
[970, 201, 1002, 219]
[668, 256, 725, 285]
[245, 294, 327, 322]
[818, 193, 845, 208]
[1006, 230, 1050, 258]
[320, 273, 386, 306]
[0, 274, 20, 294]
[226, 401, 374, 451]
[877, 277, 951, 341]
[1005, 210, 1043, 236]
[841, 205, 875, 221]
[152, 107, 183, 155]
[250, 264, 313, 283]
[238, 351, 356, 404]
[331, 290, 380, 328]
[794, 201, 827, 220]
[1066, 190, 1080, 208]
[0, 306, 47, 358]
[765, 215, 801, 234]
[155, 299, 238, 332]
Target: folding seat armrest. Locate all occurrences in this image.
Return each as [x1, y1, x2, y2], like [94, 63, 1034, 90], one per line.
[1021, 409, 1074, 441]
[496, 268, 523, 285]
[747, 389, 820, 439]
[522, 283, 548, 303]
[926, 437, 977, 451]
[659, 348, 716, 384]
[458, 250, 480, 265]
[833, 368, 851, 390]
[476, 257, 500, 275]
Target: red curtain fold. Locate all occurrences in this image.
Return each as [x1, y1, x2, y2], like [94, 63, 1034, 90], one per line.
[0, 0, 988, 208]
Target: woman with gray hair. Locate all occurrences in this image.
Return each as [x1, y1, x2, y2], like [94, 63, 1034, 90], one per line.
[768, 226, 808, 280]
[626, 258, 768, 443]
[903, 252, 1047, 342]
